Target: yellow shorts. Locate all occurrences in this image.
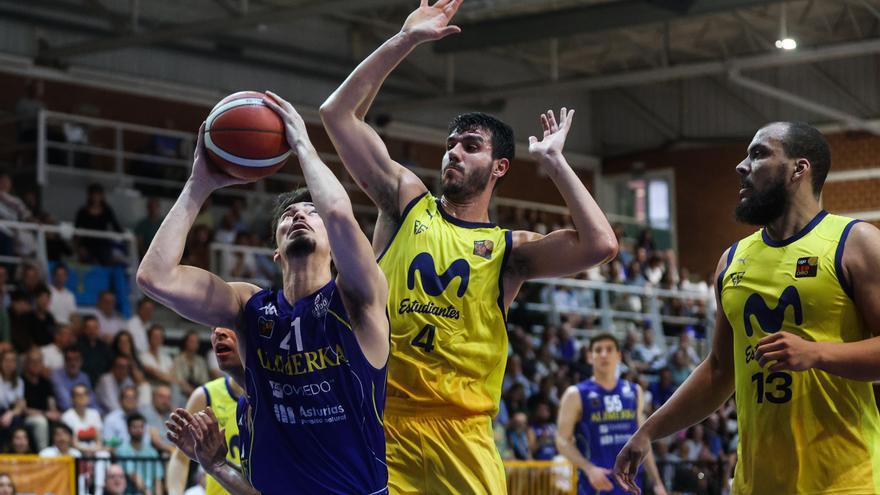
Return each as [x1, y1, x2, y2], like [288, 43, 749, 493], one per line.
[385, 413, 506, 495]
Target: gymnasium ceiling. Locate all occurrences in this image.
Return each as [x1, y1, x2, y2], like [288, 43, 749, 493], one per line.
[5, 0, 880, 154]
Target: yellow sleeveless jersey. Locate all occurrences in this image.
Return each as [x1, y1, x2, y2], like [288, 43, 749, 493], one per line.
[378, 192, 511, 417]
[202, 377, 241, 495]
[718, 210, 880, 494]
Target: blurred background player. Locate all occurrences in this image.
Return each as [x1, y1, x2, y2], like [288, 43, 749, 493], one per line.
[614, 122, 880, 494]
[141, 92, 389, 494]
[320, 1, 617, 492]
[556, 334, 666, 495]
[167, 327, 243, 495]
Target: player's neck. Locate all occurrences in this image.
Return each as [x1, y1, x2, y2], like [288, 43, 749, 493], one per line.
[439, 192, 492, 224]
[281, 263, 331, 304]
[228, 376, 244, 397]
[592, 372, 618, 390]
[763, 195, 823, 242]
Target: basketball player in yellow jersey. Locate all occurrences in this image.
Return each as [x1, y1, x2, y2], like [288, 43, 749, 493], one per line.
[320, 2, 618, 492]
[167, 327, 244, 495]
[614, 121, 880, 495]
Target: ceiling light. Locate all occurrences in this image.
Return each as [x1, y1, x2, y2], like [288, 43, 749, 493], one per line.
[775, 38, 797, 50]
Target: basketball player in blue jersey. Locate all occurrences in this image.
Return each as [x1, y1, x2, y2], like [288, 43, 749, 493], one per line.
[167, 327, 244, 495]
[614, 122, 880, 495]
[138, 91, 390, 495]
[321, 2, 618, 492]
[556, 334, 666, 495]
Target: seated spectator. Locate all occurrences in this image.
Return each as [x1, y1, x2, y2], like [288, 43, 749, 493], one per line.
[139, 325, 175, 386]
[111, 331, 151, 407]
[8, 291, 39, 352]
[15, 263, 43, 303]
[104, 386, 149, 450]
[96, 355, 135, 415]
[633, 324, 665, 371]
[133, 197, 163, 259]
[141, 384, 173, 454]
[0, 173, 34, 260]
[21, 347, 58, 451]
[528, 401, 558, 460]
[74, 183, 122, 266]
[506, 412, 533, 460]
[533, 344, 559, 381]
[77, 315, 112, 386]
[504, 383, 528, 417]
[95, 291, 126, 341]
[0, 473, 14, 495]
[32, 285, 57, 345]
[39, 422, 81, 458]
[502, 354, 532, 395]
[42, 325, 73, 373]
[669, 329, 701, 368]
[116, 413, 164, 494]
[126, 298, 154, 355]
[668, 349, 694, 388]
[52, 347, 98, 412]
[61, 384, 105, 456]
[0, 350, 24, 432]
[105, 464, 136, 495]
[172, 331, 209, 398]
[4, 426, 33, 454]
[571, 345, 593, 383]
[48, 265, 77, 326]
[557, 323, 577, 362]
[183, 224, 212, 270]
[527, 375, 559, 412]
[649, 368, 677, 412]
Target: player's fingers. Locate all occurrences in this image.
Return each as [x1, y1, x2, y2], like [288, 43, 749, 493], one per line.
[768, 360, 792, 372]
[755, 342, 786, 362]
[540, 113, 549, 131]
[758, 350, 787, 367]
[444, 0, 463, 17]
[565, 109, 575, 129]
[205, 406, 218, 424]
[528, 136, 538, 145]
[548, 109, 557, 130]
[438, 26, 461, 37]
[420, 0, 429, 7]
[757, 332, 785, 346]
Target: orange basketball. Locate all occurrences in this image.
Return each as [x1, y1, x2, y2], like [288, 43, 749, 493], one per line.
[204, 91, 291, 180]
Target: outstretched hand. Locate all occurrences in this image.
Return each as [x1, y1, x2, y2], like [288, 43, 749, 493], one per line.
[528, 108, 574, 161]
[190, 122, 256, 191]
[263, 91, 313, 154]
[401, 0, 464, 43]
[613, 430, 652, 494]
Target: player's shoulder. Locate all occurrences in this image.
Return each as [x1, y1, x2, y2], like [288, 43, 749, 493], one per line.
[511, 229, 543, 247]
[844, 220, 880, 250]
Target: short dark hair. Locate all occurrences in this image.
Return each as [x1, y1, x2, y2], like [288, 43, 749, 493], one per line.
[447, 113, 515, 163]
[63, 346, 80, 359]
[87, 183, 104, 195]
[137, 297, 153, 309]
[589, 333, 620, 352]
[269, 188, 312, 248]
[777, 122, 831, 197]
[82, 315, 98, 326]
[52, 422, 73, 437]
[34, 284, 50, 298]
[126, 412, 145, 428]
[52, 264, 68, 276]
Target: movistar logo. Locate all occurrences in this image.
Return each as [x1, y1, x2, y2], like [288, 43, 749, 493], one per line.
[407, 252, 470, 297]
[743, 285, 803, 337]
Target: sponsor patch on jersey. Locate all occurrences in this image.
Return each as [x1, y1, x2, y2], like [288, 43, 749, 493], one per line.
[258, 316, 275, 339]
[795, 256, 819, 278]
[413, 220, 428, 235]
[473, 239, 494, 259]
[313, 293, 330, 318]
[729, 271, 745, 286]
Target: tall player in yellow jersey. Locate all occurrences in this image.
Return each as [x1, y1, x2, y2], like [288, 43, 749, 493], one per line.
[320, 2, 618, 492]
[167, 327, 244, 495]
[614, 121, 880, 495]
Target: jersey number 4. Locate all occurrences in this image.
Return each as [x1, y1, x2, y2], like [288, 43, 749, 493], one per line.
[279, 317, 303, 352]
[411, 324, 436, 352]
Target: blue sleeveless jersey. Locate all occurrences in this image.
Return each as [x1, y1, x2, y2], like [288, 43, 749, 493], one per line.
[240, 281, 388, 495]
[575, 379, 642, 495]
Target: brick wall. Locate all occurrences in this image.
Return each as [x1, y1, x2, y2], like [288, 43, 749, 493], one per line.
[604, 131, 880, 278]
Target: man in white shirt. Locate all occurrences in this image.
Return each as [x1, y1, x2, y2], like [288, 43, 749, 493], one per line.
[126, 298, 154, 354]
[95, 290, 126, 340]
[48, 264, 77, 326]
[41, 324, 74, 372]
[104, 385, 150, 449]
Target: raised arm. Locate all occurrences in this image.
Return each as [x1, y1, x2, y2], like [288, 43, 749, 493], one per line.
[754, 221, 880, 381]
[506, 109, 618, 292]
[319, 1, 464, 217]
[614, 250, 736, 493]
[264, 93, 389, 368]
[136, 124, 260, 330]
[555, 386, 614, 493]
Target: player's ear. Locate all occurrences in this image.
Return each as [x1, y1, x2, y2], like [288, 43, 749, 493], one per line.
[792, 158, 810, 183]
[493, 158, 510, 179]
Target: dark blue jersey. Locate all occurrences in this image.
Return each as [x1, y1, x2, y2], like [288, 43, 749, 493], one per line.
[575, 378, 642, 495]
[240, 281, 388, 495]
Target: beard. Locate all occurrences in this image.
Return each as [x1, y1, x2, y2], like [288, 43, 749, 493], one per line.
[441, 162, 493, 201]
[734, 174, 788, 226]
[284, 235, 316, 258]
